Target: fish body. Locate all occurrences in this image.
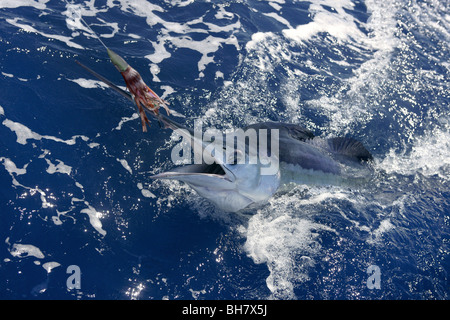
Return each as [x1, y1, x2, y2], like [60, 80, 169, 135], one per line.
[77, 61, 373, 212]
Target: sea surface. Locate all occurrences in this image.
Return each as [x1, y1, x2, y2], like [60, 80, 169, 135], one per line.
[0, 0, 449, 300]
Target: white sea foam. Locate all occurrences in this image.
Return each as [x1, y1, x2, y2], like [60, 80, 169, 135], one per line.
[146, 32, 240, 79]
[1, 72, 14, 78]
[0, 107, 108, 235]
[245, 32, 276, 51]
[64, 3, 118, 43]
[263, 12, 293, 29]
[285, 0, 399, 135]
[268, 2, 282, 12]
[80, 204, 107, 236]
[244, 206, 335, 299]
[45, 158, 72, 175]
[2, 119, 42, 145]
[0, 157, 28, 175]
[68, 78, 109, 90]
[169, 0, 194, 7]
[42, 261, 61, 273]
[117, 158, 132, 174]
[6, 17, 83, 49]
[103, 0, 241, 78]
[377, 123, 450, 180]
[0, 0, 49, 10]
[114, 113, 139, 130]
[2, 118, 89, 146]
[367, 219, 394, 244]
[62, 0, 242, 79]
[137, 182, 156, 198]
[283, 1, 365, 44]
[6, 238, 45, 259]
[1, 156, 54, 209]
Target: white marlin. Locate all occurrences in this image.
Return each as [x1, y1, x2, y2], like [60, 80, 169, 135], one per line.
[77, 61, 373, 212]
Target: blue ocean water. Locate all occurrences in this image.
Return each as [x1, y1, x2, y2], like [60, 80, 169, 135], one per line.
[0, 0, 448, 300]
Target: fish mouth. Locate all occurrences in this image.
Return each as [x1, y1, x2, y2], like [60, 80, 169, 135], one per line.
[151, 162, 257, 213]
[151, 162, 235, 184]
[150, 116, 238, 184]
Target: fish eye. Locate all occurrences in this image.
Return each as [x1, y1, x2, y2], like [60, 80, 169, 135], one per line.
[227, 150, 244, 165]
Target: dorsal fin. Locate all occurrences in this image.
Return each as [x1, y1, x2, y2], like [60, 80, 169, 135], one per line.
[287, 125, 315, 141]
[244, 122, 315, 141]
[325, 137, 373, 162]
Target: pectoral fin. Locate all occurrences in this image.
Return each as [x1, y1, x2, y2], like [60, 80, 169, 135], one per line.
[320, 137, 373, 162]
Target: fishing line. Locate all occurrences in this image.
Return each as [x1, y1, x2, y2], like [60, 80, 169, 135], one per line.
[63, 0, 109, 50]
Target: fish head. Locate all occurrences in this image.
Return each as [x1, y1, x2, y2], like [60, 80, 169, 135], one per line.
[151, 126, 281, 212]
